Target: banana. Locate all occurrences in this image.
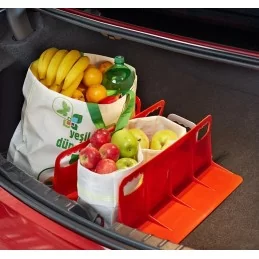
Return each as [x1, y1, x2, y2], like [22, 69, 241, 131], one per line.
[62, 56, 90, 90]
[72, 89, 85, 102]
[45, 49, 68, 86]
[30, 59, 39, 79]
[55, 50, 81, 86]
[49, 83, 63, 93]
[38, 47, 59, 80]
[40, 79, 49, 87]
[61, 72, 84, 98]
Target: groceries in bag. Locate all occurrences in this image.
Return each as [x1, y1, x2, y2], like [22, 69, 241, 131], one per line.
[77, 127, 143, 227]
[126, 116, 187, 163]
[8, 48, 137, 182]
[80, 128, 140, 174]
[77, 117, 187, 226]
[30, 49, 136, 104]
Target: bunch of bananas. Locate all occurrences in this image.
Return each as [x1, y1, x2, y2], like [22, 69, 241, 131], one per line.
[30, 47, 90, 101]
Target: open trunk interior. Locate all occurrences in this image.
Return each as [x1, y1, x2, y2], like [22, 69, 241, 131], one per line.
[1, 9, 259, 250]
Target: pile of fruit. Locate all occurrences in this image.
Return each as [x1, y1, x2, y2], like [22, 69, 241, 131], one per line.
[79, 128, 139, 174]
[128, 128, 178, 150]
[30, 47, 118, 104]
[79, 125, 179, 175]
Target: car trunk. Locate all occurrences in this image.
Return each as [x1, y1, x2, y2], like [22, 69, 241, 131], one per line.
[0, 9, 258, 250]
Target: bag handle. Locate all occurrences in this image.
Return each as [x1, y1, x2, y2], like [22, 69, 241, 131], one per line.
[87, 90, 135, 132]
[87, 102, 106, 129]
[115, 90, 135, 132]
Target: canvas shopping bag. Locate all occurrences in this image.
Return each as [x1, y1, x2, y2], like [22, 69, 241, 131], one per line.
[7, 53, 137, 183]
[77, 145, 144, 227]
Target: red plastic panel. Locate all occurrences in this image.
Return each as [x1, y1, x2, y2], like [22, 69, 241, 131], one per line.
[118, 115, 243, 243]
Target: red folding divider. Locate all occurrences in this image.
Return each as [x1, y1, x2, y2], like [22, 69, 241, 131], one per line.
[118, 115, 243, 243]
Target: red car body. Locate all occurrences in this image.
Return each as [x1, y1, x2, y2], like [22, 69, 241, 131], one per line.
[0, 188, 104, 250]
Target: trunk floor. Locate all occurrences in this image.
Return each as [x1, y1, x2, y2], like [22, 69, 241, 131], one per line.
[139, 53, 259, 249]
[1, 12, 259, 249]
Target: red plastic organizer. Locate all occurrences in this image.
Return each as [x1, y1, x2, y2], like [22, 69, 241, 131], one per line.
[53, 99, 243, 243]
[53, 99, 165, 199]
[118, 115, 243, 243]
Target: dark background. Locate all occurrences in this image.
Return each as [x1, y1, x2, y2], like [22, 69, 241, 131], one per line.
[89, 8, 259, 51]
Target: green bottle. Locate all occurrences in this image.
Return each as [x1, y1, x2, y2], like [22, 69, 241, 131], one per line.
[102, 56, 135, 93]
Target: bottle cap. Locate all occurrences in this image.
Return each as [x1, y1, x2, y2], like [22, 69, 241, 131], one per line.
[114, 56, 124, 64]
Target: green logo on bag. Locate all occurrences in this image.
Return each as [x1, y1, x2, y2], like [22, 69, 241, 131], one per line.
[56, 100, 71, 117]
[52, 97, 91, 150]
[63, 114, 83, 130]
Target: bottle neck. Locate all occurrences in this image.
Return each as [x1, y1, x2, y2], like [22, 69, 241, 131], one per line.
[114, 62, 125, 67]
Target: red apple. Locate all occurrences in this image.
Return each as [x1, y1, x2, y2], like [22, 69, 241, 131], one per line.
[98, 95, 120, 104]
[90, 129, 111, 149]
[79, 146, 101, 170]
[95, 159, 117, 174]
[99, 143, 120, 162]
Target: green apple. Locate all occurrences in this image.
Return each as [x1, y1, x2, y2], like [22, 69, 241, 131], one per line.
[116, 158, 138, 170]
[111, 128, 138, 158]
[161, 139, 174, 150]
[128, 128, 149, 149]
[150, 129, 178, 150]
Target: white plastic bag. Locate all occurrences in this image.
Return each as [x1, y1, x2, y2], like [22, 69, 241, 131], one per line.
[77, 146, 144, 227]
[7, 53, 137, 182]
